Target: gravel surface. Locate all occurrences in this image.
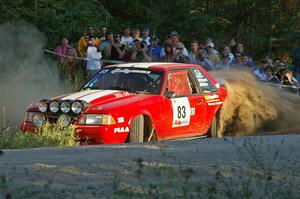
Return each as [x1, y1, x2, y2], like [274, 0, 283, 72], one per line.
[0, 134, 300, 198]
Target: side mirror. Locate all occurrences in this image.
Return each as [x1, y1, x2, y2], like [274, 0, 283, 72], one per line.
[164, 91, 176, 98]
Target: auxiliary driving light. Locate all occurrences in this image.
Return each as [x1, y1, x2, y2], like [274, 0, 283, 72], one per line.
[60, 100, 71, 113]
[71, 101, 84, 114]
[58, 114, 71, 127]
[32, 113, 45, 127]
[38, 99, 48, 113]
[49, 100, 60, 113]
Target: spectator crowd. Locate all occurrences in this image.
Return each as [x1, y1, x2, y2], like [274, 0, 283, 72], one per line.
[54, 25, 300, 95]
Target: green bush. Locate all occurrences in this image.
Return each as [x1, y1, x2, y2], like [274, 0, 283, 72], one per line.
[0, 122, 79, 149]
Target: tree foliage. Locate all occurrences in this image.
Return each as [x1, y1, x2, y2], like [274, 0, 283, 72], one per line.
[1, 0, 299, 58]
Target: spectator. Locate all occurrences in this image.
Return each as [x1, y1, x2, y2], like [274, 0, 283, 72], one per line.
[264, 56, 273, 67]
[228, 38, 237, 54]
[100, 32, 114, 60]
[253, 60, 268, 81]
[78, 26, 100, 57]
[110, 34, 124, 60]
[86, 36, 102, 78]
[235, 43, 245, 54]
[54, 37, 77, 64]
[169, 31, 189, 56]
[196, 49, 215, 71]
[120, 26, 133, 47]
[174, 42, 189, 63]
[148, 36, 161, 62]
[242, 54, 256, 71]
[264, 66, 280, 84]
[99, 26, 107, 42]
[160, 43, 175, 62]
[189, 40, 199, 64]
[141, 27, 151, 47]
[160, 35, 172, 58]
[132, 41, 151, 62]
[231, 52, 245, 70]
[222, 45, 234, 63]
[61, 47, 77, 81]
[215, 53, 230, 70]
[206, 41, 220, 66]
[131, 28, 141, 41]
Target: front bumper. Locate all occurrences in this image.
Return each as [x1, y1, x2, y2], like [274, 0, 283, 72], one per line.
[20, 122, 129, 145]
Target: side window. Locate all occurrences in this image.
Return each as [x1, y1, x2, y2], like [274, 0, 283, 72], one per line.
[191, 68, 217, 94]
[166, 70, 197, 96]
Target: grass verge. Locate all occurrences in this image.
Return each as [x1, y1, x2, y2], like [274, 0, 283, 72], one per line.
[0, 122, 79, 149]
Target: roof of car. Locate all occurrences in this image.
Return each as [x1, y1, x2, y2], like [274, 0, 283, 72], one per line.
[107, 62, 200, 70]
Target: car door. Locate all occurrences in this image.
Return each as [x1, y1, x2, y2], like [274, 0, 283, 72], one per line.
[190, 67, 221, 132]
[161, 69, 207, 140]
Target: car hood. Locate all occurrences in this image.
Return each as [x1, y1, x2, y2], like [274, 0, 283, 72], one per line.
[55, 89, 160, 112]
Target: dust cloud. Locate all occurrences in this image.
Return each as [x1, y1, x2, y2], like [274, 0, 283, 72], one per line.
[0, 22, 66, 128]
[212, 70, 300, 136]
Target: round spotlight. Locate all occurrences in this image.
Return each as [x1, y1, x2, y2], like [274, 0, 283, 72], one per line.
[60, 100, 71, 113]
[38, 100, 48, 113]
[71, 101, 84, 114]
[32, 113, 45, 127]
[58, 114, 71, 127]
[49, 100, 60, 113]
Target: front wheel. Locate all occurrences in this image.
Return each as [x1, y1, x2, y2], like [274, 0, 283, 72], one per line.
[129, 115, 144, 143]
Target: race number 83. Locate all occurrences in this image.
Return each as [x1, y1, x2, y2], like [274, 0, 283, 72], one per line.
[171, 97, 191, 127]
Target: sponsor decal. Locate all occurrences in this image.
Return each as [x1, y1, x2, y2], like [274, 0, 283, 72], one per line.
[114, 127, 129, 133]
[199, 83, 209, 87]
[99, 69, 109, 74]
[204, 94, 219, 101]
[111, 68, 151, 74]
[114, 92, 131, 98]
[190, 107, 195, 116]
[118, 117, 125, 123]
[171, 97, 191, 127]
[208, 101, 223, 106]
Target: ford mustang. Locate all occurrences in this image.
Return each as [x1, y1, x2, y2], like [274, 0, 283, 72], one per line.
[20, 63, 227, 144]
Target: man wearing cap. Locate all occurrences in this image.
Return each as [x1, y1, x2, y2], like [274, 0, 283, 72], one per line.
[78, 26, 100, 57]
[173, 42, 190, 63]
[148, 36, 161, 62]
[206, 41, 220, 66]
[160, 31, 189, 58]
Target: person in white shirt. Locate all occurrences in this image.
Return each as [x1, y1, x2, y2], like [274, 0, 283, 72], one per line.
[253, 60, 268, 81]
[120, 26, 133, 47]
[141, 27, 151, 47]
[86, 36, 102, 78]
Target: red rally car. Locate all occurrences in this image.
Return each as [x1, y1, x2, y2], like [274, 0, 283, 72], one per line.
[20, 63, 227, 144]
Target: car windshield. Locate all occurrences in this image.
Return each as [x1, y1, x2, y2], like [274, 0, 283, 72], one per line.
[82, 67, 164, 95]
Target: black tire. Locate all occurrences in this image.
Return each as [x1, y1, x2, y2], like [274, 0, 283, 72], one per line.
[207, 115, 218, 138]
[129, 115, 144, 143]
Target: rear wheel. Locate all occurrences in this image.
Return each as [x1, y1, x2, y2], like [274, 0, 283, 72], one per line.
[207, 115, 218, 138]
[129, 115, 144, 143]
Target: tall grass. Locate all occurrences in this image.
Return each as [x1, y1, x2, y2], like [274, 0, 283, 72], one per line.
[0, 122, 79, 149]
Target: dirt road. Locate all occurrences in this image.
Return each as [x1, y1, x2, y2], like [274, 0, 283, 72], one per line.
[1, 134, 300, 198]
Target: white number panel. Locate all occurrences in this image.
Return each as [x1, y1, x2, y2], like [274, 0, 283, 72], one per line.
[171, 97, 191, 127]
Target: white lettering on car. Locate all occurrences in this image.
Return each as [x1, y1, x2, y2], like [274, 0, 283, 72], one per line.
[114, 127, 129, 133]
[171, 97, 191, 128]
